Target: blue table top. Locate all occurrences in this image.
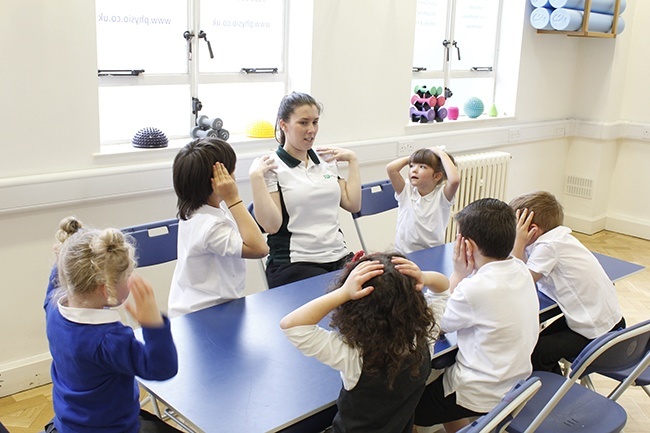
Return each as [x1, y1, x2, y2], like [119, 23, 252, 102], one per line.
[138, 244, 643, 432]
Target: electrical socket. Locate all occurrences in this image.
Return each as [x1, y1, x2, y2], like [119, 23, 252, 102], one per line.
[508, 129, 520, 142]
[397, 141, 415, 156]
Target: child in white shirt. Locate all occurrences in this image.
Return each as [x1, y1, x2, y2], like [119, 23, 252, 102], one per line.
[168, 138, 268, 317]
[387, 147, 460, 254]
[414, 198, 539, 433]
[510, 191, 625, 374]
[280, 252, 449, 433]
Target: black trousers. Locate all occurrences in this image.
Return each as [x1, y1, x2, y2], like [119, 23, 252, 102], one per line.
[266, 253, 353, 289]
[531, 316, 626, 374]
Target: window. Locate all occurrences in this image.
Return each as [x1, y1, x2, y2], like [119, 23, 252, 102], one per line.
[96, 0, 287, 145]
[412, 0, 512, 121]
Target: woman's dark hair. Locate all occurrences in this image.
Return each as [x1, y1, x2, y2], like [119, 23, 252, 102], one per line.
[409, 148, 456, 182]
[275, 92, 323, 145]
[172, 138, 237, 220]
[329, 252, 436, 389]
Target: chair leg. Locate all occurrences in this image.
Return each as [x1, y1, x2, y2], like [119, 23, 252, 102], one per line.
[141, 393, 163, 419]
[580, 374, 596, 391]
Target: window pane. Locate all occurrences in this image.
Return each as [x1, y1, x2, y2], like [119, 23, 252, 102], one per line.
[448, 77, 494, 117]
[413, 0, 449, 72]
[198, 82, 285, 134]
[451, 0, 499, 71]
[96, 0, 188, 74]
[98, 85, 189, 143]
[199, 0, 285, 73]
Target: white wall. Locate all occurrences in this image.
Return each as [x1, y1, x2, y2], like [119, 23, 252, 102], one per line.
[1, 0, 649, 395]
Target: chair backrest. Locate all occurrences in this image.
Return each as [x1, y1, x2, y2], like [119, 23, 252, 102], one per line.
[352, 180, 397, 252]
[524, 319, 650, 432]
[458, 377, 541, 433]
[571, 319, 650, 379]
[121, 218, 179, 267]
[352, 179, 397, 219]
[572, 318, 650, 401]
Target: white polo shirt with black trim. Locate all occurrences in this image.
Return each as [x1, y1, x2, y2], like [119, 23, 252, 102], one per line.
[264, 146, 349, 265]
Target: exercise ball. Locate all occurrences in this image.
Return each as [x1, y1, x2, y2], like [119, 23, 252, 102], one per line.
[464, 97, 484, 119]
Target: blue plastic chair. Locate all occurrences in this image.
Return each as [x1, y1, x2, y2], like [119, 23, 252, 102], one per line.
[457, 377, 541, 433]
[507, 319, 650, 433]
[579, 319, 650, 401]
[352, 180, 397, 252]
[121, 218, 179, 267]
[121, 218, 179, 420]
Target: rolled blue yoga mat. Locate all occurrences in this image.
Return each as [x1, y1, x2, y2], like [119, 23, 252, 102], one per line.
[549, 0, 626, 15]
[530, 0, 552, 7]
[550, 8, 625, 33]
[530, 7, 554, 30]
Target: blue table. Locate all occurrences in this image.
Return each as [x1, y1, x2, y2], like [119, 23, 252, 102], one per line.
[138, 244, 643, 432]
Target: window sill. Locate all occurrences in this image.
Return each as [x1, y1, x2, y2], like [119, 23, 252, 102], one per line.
[404, 114, 516, 135]
[94, 134, 279, 164]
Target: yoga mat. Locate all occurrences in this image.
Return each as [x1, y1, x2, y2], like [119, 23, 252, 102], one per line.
[549, 0, 626, 15]
[551, 8, 625, 33]
[530, 7, 555, 30]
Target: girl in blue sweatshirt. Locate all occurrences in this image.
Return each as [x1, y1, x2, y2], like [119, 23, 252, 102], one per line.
[44, 217, 180, 433]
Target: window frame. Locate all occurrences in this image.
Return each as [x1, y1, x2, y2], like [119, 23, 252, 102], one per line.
[96, 0, 289, 148]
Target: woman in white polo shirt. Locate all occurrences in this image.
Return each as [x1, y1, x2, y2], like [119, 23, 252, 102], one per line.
[249, 92, 361, 288]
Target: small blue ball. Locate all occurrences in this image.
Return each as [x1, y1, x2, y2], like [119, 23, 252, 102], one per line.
[464, 97, 484, 119]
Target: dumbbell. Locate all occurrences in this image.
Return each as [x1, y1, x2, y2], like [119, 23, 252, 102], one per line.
[196, 115, 224, 131]
[191, 126, 220, 139]
[435, 107, 448, 122]
[435, 96, 446, 108]
[409, 106, 436, 122]
[413, 85, 433, 98]
[411, 94, 437, 108]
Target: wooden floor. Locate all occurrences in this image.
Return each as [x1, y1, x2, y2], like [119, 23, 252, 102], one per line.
[1, 230, 648, 432]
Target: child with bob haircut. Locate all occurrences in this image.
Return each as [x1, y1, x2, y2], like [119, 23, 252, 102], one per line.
[280, 252, 449, 433]
[387, 146, 460, 254]
[510, 191, 625, 374]
[168, 137, 268, 317]
[414, 198, 539, 433]
[44, 216, 181, 433]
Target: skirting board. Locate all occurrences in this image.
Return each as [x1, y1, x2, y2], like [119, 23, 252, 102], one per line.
[0, 353, 52, 398]
[565, 212, 650, 241]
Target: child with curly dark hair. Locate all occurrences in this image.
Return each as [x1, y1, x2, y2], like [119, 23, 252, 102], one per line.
[280, 252, 449, 433]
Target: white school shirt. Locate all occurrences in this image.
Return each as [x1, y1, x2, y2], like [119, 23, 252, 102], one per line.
[168, 204, 245, 318]
[442, 258, 539, 413]
[263, 147, 348, 264]
[525, 225, 623, 339]
[283, 289, 450, 391]
[394, 185, 454, 254]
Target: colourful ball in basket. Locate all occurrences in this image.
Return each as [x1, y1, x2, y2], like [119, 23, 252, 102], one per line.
[463, 97, 484, 119]
[245, 120, 275, 138]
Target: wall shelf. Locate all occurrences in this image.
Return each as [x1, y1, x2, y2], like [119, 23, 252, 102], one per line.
[537, 0, 622, 38]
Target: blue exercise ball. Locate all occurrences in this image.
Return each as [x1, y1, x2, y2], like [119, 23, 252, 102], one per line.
[464, 97, 484, 119]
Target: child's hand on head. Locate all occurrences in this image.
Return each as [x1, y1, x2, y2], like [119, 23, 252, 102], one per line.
[391, 256, 424, 291]
[125, 274, 164, 328]
[452, 234, 474, 278]
[340, 260, 384, 301]
[515, 208, 538, 245]
[212, 162, 239, 205]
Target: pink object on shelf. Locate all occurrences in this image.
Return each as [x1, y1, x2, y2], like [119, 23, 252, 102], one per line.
[448, 106, 459, 120]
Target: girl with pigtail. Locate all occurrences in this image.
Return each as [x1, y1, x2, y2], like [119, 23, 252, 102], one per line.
[44, 217, 181, 433]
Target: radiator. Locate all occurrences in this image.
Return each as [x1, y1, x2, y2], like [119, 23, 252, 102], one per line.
[444, 151, 512, 243]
